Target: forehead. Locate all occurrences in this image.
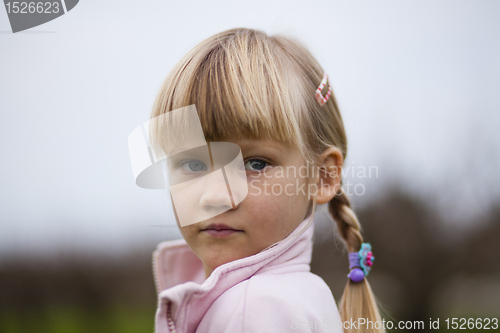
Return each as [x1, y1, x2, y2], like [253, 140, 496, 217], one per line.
[213, 138, 292, 153]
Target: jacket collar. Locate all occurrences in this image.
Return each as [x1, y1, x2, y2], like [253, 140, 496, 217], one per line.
[153, 213, 315, 333]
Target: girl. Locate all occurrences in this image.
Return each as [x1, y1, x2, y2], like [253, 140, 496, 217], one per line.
[147, 28, 385, 333]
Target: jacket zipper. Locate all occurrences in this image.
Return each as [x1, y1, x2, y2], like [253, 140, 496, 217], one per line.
[166, 301, 177, 333]
[153, 253, 177, 332]
[153, 253, 177, 333]
[152, 250, 162, 294]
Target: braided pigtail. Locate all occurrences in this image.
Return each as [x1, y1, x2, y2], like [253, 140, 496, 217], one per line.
[329, 190, 385, 333]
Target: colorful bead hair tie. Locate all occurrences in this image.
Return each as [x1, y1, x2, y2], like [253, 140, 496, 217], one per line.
[315, 73, 332, 106]
[347, 243, 375, 283]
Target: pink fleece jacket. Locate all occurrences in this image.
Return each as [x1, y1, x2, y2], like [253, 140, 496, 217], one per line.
[152, 215, 344, 333]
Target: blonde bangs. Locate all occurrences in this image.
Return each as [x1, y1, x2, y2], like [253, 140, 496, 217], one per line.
[150, 29, 313, 159]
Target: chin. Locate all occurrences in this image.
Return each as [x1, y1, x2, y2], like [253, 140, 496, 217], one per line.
[207, 254, 240, 270]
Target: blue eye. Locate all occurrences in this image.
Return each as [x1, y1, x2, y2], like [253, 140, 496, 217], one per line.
[181, 160, 207, 173]
[245, 159, 268, 171]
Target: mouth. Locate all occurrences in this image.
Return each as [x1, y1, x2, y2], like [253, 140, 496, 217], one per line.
[201, 223, 243, 237]
[201, 223, 242, 231]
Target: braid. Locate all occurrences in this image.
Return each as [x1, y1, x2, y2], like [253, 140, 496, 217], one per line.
[328, 187, 386, 333]
[328, 190, 363, 252]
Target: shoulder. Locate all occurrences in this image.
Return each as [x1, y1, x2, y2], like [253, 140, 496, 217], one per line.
[198, 272, 344, 333]
[245, 272, 339, 314]
[241, 272, 343, 332]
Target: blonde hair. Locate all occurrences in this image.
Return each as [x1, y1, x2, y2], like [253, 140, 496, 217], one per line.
[150, 28, 385, 333]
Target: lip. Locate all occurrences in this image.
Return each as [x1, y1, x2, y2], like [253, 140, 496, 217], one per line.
[201, 223, 243, 238]
[201, 223, 242, 231]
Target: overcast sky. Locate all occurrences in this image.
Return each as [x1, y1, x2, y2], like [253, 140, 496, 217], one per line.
[1, 0, 499, 258]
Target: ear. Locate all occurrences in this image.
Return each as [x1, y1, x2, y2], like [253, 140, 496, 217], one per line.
[314, 147, 344, 205]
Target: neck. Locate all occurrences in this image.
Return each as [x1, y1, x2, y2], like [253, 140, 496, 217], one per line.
[204, 264, 212, 280]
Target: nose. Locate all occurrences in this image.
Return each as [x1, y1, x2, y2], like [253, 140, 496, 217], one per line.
[199, 170, 233, 211]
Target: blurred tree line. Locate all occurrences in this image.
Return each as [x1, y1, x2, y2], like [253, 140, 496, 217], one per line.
[1, 186, 499, 332]
[311, 187, 500, 331]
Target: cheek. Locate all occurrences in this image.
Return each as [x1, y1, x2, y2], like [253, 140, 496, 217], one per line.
[244, 176, 309, 234]
[176, 221, 199, 247]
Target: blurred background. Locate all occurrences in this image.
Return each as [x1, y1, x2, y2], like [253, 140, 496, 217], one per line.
[1, 0, 499, 332]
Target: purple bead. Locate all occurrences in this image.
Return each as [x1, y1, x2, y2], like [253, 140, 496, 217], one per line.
[348, 268, 365, 283]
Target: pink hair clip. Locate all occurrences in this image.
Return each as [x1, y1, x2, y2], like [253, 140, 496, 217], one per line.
[315, 73, 332, 106]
